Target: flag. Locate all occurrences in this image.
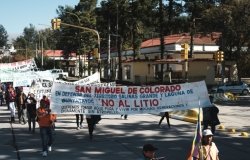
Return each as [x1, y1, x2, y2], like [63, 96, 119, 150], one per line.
[186, 106, 202, 160]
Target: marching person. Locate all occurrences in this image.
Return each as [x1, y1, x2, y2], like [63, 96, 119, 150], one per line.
[41, 95, 57, 130]
[16, 87, 27, 124]
[203, 96, 220, 134]
[75, 114, 84, 130]
[6, 84, 16, 123]
[86, 114, 101, 140]
[193, 129, 219, 160]
[37, 100, 56, 157]
[140, 143, 167, 160]
[25, 93, 37, 133]
[158, 112, 171, 128]
[0, 83, 4, 106]
[121, 114, 128, 119]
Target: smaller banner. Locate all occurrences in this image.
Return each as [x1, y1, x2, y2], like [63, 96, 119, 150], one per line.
[0, 58, 37, 71]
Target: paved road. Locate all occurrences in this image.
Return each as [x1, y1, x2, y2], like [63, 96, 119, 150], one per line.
[0, 100, 249, 160]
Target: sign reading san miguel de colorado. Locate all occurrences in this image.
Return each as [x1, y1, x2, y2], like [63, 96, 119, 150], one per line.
[50, 81, 211, 115]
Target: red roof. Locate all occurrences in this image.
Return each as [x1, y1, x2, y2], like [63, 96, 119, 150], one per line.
[43, 50, 76, 57]
[141, 32, 221, 48]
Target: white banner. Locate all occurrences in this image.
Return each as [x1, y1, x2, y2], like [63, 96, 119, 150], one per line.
[0, 58, 37, 71]
[29, 73, 104, 106]
[50, 81, 211, 115]
[73, 72, 100, 84]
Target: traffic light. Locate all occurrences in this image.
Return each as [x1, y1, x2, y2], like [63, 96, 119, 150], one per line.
[214, 52, 219, 62]
[51, 18, 61, 30]
[219, 51, 224, 62]
[181, 43, 189, 60]
[214, 51, 224, 62]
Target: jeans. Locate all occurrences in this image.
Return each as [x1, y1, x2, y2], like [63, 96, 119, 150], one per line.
[19, 106, 27, 123]
[40, 127, 53, 152]
[76, 114, 83, 127]
[0, 95, 3, 105]
[27, 112, 36, 131]
[9, 102, 16, 117]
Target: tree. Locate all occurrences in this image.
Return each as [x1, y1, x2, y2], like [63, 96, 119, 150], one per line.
[0, 24, 8, 47]
[201, 0, 250, 78]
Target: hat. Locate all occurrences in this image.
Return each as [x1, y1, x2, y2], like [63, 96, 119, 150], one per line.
[203, 129, 213, 136]
[143, 144, 158, 151]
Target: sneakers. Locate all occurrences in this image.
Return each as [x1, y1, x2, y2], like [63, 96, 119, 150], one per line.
[42, 151, 47, 157]
[80, 124, 83, 129]
[77, 127, 80, 130]
[48, 146, 52, 152]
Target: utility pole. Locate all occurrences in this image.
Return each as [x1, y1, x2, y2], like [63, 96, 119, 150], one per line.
[41, 40, 43, 68]
[108, 16, 111, 81]
[159, 0, 165, 83]
[116, 3, 122, 82]
[64, 12, 82, 78]
[190, 18, 195, 58]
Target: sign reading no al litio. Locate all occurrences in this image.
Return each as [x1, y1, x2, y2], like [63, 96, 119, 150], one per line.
[50, 81, 211, 115]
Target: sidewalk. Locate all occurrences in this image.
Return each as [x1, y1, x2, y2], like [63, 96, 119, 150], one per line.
[0, 103, 249, 160]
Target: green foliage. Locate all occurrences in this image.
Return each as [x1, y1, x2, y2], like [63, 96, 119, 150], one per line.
[7, 0, 250, 77]
[0, 24, 8, 46]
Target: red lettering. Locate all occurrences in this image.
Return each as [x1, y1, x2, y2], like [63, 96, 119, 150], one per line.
[102, 99, 114, 107]
[128, 87, 137, 94]
[75, 86, 91, 93]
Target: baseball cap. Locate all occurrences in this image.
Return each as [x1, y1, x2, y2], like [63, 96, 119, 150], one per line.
[203, 129, 213, 136]
[143, 144, 158, 151]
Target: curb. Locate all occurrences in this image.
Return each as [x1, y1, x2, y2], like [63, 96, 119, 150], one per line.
[217, 125, 249, 138]
[169, 109, 201, 124]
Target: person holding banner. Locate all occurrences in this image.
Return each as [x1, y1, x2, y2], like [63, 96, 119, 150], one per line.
[121, 114, 128, 120]
[75, 114, 84, 130]
[202, 96, 220, 134]
[158, 112, 171, 128]
[86, 115, 101, 140]
[193, 129, 219, 160]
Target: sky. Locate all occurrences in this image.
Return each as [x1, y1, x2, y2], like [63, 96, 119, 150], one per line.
[0, 0, 102, 42]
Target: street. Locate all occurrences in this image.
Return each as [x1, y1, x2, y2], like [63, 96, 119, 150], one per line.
[0, 98, 249, 160]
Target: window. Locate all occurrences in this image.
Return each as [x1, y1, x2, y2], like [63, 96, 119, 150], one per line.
[124, 65, 131, 80]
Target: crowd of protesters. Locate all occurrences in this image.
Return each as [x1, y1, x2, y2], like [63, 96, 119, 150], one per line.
[0, 82, 57, 157]
[0, 81, 221, 158]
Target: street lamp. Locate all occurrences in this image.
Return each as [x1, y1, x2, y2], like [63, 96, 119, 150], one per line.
[64, 11, 82, 78]
[38, 24, 53, 69]
[51, 20, 101, 73]
[107, 2, 119, 81]
[190, 18, 201, 58]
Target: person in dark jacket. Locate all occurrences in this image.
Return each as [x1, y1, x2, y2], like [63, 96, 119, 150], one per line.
[75, 114, 84, 130]
[16, 87, 27, 124]
[202, 96, 220, 134]
[25, 93, 37, 133]
[0, 83, 4, 106]
[158, 112, 171, 128]
[86, 115, 101, 140]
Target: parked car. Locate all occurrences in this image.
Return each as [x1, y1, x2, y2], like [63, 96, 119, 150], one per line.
[49, 69, 68, 79]
[30, 68, 42, 72]
[211, 81, 250, 95]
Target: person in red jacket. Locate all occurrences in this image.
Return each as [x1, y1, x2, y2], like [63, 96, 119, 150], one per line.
[37, 100, 56, 157]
